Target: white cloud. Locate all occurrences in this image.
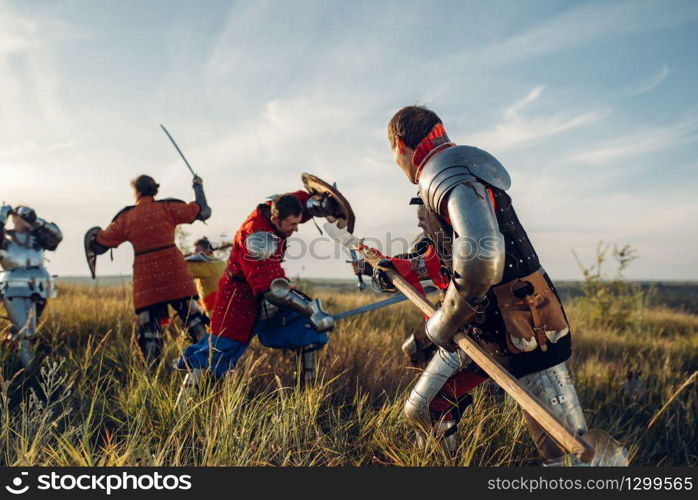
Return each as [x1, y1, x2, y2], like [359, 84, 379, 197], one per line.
[463, 86, 607, 152]
[570, 115, 698, 164]
[627, 64, 670, 96]
[444, 1, 698, 69]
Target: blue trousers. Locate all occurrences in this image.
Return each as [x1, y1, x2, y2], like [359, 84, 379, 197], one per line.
[177, 310, 328, 378]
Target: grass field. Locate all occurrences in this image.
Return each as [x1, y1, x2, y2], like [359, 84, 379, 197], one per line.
[1, 281, 696, 466]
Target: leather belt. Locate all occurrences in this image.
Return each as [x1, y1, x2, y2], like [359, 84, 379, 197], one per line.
[134, 243, 176, 257]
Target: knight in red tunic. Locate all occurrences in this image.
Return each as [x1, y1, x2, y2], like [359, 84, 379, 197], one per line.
[177, 190, 336, 388]
[86, 174, 212, 364]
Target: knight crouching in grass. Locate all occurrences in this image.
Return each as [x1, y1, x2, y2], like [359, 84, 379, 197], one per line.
[84, 174, 212, 365]
[175, 176, 352, 401]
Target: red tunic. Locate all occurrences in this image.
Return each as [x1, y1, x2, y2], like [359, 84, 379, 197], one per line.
[96, 196, 201, 311]
[210, 191, 311, 342]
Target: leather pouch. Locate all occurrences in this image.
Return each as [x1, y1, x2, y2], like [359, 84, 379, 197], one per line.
[491, 268, 569, 353]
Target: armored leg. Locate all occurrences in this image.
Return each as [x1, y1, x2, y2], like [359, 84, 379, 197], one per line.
[404, 348, 466, 428]
[433, 419, 459, 455]
[518, 362, 588, 463]
[298, 343, 323, 386]
[136, 309, 164, 365]
[404, 348, 471, 453]
[3, 296, 38, 368]
[172, 298, 209, 343]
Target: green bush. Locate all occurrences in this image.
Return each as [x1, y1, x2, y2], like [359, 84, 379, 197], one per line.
[572, 243, 650, 330]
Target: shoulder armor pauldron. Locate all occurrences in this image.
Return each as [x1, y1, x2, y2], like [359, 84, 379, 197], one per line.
[111, 205, 135, 222]
[418, 145, 511, 213]
[245, 231, 279, 261]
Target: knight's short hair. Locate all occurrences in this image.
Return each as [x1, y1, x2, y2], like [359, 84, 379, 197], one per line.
[387, 105, 442, 149]
[194, 237, 212, 251]
[131, 175, 159, 196]
[271, 194, 303, 221]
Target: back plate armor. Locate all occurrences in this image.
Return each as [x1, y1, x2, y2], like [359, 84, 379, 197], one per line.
[0, 231, 56, 300]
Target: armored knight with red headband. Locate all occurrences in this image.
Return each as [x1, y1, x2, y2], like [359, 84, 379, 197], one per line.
[373, 105, 588, 466]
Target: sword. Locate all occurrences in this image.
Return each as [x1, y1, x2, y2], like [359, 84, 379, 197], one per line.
[332, 285, 437, 322]
[324, 221, 628, 465]
[160, 124, 197, 177]
[349, 249, 367, 290]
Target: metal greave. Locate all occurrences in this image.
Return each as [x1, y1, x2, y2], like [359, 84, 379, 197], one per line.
[299, 343, 322, 386]
[3, 296, 38, 368]
[403, 348, 467, 428]
[518, 362, 588, 460]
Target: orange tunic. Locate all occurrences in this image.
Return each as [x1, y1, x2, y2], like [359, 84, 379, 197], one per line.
[96, 196, 201, 311]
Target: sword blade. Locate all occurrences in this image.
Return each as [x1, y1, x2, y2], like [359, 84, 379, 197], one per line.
[160, 124, 197, 177]
[332, 284, 437, 321]
[324, 221, 360, 251]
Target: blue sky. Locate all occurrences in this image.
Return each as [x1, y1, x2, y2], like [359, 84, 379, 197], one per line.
[2, 0, 697, 280]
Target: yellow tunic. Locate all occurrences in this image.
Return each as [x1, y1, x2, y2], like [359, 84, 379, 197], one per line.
[187, 259, 226, 313]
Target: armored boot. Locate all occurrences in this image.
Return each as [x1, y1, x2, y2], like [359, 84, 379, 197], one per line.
[411, 419, 459, 456]
[433, 419, 459, 455]
[175, 368, 203, 409]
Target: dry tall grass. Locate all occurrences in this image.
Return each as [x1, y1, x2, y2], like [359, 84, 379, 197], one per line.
[1, 283, 696, 466]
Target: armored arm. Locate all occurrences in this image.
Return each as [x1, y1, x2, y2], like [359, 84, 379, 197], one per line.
[263, 278, 335, 332]
[425, 182, 505, 347]
[32, 218, 63, 251]
[192, 177, 211, 221]
[11, 206, 62, 251]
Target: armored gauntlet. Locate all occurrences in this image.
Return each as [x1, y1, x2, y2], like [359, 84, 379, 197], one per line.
[264, 278, 335, 332]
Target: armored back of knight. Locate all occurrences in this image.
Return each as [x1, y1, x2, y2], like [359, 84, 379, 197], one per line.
[0, 231, 56, 300]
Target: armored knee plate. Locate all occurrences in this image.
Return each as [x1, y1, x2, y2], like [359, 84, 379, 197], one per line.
[403, 348, 469, 428]
[519, 362, 588, 460]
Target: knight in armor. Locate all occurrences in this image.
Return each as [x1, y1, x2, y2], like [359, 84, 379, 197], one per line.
[377, 105, 591, 465]
[186, 237, 226, 314]
[84, 175, 212, 365]
[0, 205, 62, 369]
[177, 184, 345, 392]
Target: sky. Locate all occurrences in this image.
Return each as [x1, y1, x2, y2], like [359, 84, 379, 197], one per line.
[1, 0, 697, 281]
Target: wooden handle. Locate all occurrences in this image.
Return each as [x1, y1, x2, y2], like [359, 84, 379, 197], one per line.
[368, 252, 594, 462]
